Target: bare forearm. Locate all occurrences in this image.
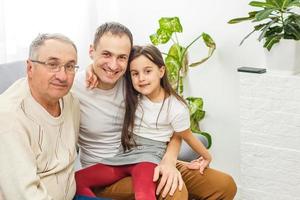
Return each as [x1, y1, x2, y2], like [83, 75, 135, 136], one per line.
[154, 134, 184, 196]
[180, 129, 211, 161]
[185, 134, 211, 160]
[161, 134, 182, 165]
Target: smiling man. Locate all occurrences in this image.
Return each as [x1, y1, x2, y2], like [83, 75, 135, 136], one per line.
[0, 33, 80, 200]
[73, 23, 188, 199]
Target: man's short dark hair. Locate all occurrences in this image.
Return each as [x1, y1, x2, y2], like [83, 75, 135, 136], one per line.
[93, 22, 133, 49]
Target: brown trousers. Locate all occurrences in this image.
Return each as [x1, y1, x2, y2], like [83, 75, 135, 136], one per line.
[94, 161, 237, 200]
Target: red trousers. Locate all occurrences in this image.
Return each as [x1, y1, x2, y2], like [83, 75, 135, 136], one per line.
[75, 162, 157, 200]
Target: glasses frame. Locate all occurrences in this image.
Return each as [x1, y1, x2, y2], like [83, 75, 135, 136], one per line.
[30, 59, 79, 73]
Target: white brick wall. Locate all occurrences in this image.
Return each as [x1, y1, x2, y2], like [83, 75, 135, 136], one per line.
[239, 72, 300, 200]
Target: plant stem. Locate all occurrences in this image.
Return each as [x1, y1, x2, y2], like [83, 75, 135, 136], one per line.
[280, 10, 284, 26]
[181, 34, 203, 62]
[176, 70, 181, 94]
[171, 37, 176, 44]
[175, 33, 179, 44]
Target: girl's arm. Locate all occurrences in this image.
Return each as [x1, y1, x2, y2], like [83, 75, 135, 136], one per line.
[85, 63, 98, 89]
[179, 128, 212, 174]
[153, 134, 183, 197]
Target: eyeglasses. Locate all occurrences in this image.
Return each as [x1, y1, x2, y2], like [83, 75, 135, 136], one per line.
[30, 60, 79, 73]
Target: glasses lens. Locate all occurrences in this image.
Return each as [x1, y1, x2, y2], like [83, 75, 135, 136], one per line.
[49, 63, 78, 73]
[46, 62, 60, 72]
[65, 63, 76, 72]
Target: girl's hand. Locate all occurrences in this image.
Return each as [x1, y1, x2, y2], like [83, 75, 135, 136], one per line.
[85, 64, 98, 89]
[186, 156, 211, 174]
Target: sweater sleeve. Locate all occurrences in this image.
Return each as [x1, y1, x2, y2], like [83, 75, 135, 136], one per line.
[0, 129, 53, 200]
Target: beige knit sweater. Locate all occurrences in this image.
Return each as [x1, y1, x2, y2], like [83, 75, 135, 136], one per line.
[0, 78, 80, 200]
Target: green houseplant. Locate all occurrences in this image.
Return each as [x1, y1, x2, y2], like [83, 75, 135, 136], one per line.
[150, 17, 216, 148]
[228, 0, 300, 51]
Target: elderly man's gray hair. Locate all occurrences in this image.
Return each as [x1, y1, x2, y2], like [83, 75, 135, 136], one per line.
[29, 33, 77, 60]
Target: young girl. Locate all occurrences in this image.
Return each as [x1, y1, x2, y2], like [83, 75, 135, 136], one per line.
[75, 45, 212, 200]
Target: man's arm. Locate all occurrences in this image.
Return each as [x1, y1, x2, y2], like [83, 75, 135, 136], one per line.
[153, 134, 183, 197]
[0, 130, 52, 199]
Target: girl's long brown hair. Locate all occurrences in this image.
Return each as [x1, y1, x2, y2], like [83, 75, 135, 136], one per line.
[121, 45, 187, 151]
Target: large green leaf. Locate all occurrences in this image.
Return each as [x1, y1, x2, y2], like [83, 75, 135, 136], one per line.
[166, 43, 184, 65]
[186, 97, 205, 128]
[150, 17, 183, 45]
[284, 23, 300, 39]
[150, 28, 173, 45]
[186, 97, 205, 127]
[185, 97, 212, 148]
[276, 0, 287, 8]
[249, 1, 277, 8]
[228, 17, 253, 24]
[263, 34, 282, 50]
[254, 9, 275, 21]
[265, 25, 283, 37]
[239, 23, 266, 45]
[258, 18, 279, 41]
[281, 0, 290, 9]
[266, 0, 280, 9]
[159, 17, 183, 33]
[268, 0, 284, 8]
[192, 130, 212, 149]
[292, 14, 300, 26]
[165, 56, 180, 89]
[186, 97, 204, 115]
[228, 11, 258, 24]
[283, 14, 300, 39]
[202, 33, 216, 48]
[255, 23, 270, 31]
[287, 0, 300, 7]
[284, 14, 300, 26]
[165, 44, 184, 89]
[188, 33, 216, 67]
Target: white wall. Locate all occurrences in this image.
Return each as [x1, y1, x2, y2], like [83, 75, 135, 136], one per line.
[239, 73, 300, 199]
[0, 0, 95, 66]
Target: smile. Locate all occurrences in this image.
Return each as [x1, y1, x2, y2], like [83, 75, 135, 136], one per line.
[138, 83, 150, 87]
[103, 68, 120, 76]
[51, 83, 68, 88]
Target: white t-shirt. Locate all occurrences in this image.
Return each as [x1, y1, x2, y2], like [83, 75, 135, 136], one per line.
[72, 71, 125, 167]
[134, 95, 190, 142]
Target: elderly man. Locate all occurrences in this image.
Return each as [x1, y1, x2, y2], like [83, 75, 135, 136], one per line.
[0, 33, 80, 199]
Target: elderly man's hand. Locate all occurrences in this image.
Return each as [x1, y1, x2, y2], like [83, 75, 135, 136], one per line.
[153, 161, 183, 198]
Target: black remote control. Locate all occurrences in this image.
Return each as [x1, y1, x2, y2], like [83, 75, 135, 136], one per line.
[237, 67, 266, 74]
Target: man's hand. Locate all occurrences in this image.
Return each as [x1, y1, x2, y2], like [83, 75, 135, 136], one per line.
[186, 156, 210, 174]
[153, 162, 183, 198]
[85, 64, 98, 89]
